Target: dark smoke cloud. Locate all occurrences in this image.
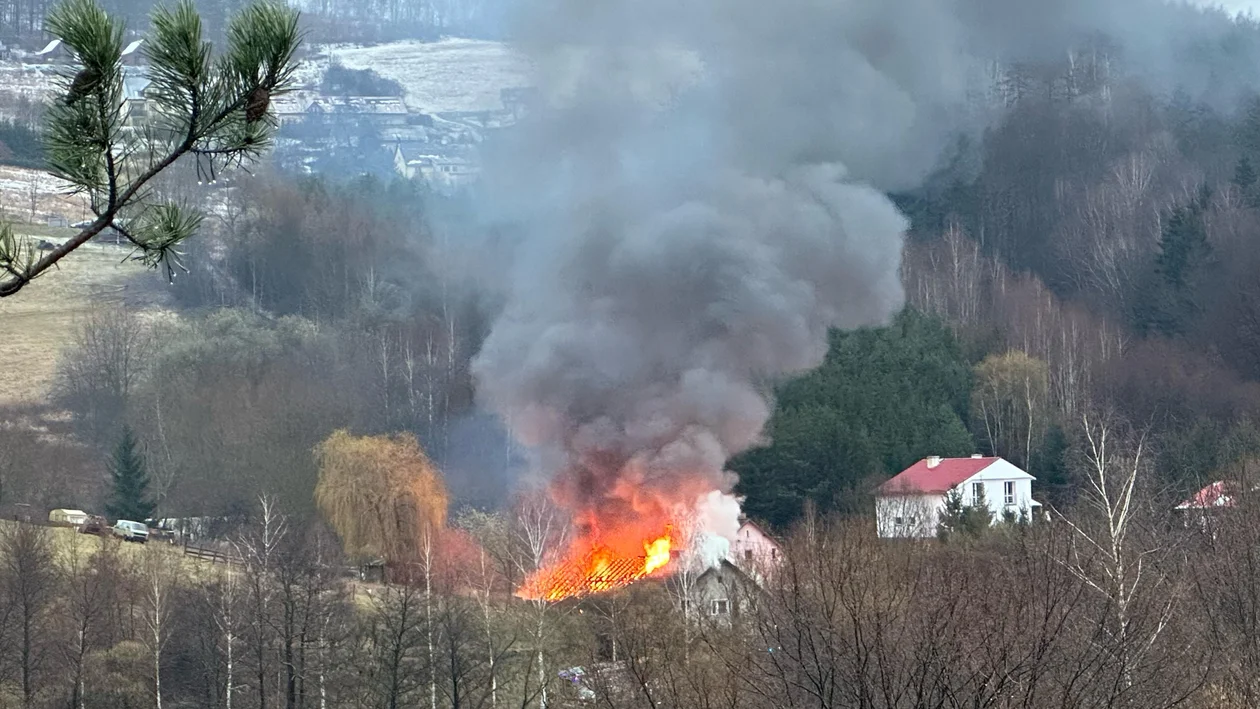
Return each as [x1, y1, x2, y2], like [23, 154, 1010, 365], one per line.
[468, 0, 1260, 539]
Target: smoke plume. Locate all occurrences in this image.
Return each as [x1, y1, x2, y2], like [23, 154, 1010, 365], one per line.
[470, 0, 1260, 544]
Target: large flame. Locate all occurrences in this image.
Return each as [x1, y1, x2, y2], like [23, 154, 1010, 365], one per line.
[517, 527, 675, 602]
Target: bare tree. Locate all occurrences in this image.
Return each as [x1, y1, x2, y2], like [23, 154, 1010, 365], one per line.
[141, 548, 179, 709]
[1057, 410, 1194, 705]
[55, 307, 153, 442]
[235, 495, 288, 709]
[59, 532, 108, 709]
[1, 522, 57, 709]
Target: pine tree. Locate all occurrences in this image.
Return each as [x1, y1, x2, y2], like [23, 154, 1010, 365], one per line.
[937, 487, 995, 541]
[936, 490, 967, 541]
[0, 0, 302, 298]
[1234, 156, 1257, 190]
[960, 486, 995, 535]
[105, 426, 155, 522]
[1134, 188, 1213, 336]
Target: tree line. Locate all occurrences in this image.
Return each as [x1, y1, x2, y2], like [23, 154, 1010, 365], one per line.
[0, 469, 1255, 708]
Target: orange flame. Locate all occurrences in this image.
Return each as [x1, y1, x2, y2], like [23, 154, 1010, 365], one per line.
[517, 529, 675, 602]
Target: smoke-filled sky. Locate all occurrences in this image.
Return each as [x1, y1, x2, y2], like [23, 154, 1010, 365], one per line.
[466, 0, 1260, 546]
[1201, 0, 1258, 14]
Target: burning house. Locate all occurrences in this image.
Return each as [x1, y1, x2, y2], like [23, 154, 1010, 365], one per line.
[465, 0, 965, 602]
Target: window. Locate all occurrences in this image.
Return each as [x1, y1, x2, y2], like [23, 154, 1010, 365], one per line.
[744, 549, 753, 561]
[894, 516, 905, 525]
[972, 481, 985, 504]
[1004, 481, 1016, 506]
[711, 599, 730, 616]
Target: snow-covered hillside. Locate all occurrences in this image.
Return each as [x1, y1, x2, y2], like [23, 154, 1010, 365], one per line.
[308, 38, 533, 113]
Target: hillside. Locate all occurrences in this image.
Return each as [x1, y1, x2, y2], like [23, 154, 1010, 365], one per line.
[0, 226, 164, 405]
[309, 38, 532, 112]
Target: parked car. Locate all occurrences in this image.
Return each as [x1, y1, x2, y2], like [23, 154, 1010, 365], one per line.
[79, 515, 109, 536]
[112, 520, 149, 543]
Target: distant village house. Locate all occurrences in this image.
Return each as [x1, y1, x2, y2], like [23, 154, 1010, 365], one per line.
[875, 455, 1042, 538]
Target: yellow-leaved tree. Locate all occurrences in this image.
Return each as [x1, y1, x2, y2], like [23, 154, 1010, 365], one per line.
[313, 429, 448, 565]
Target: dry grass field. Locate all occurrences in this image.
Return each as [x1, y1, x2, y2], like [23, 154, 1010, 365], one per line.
[0, 227, 158, 405]
[0, 519, 224, 581]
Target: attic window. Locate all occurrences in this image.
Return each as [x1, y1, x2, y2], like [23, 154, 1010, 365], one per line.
[711, 599, 730, 616]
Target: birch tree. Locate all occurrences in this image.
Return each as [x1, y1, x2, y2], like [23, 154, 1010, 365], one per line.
[59, 533, 106, 709]
[513, 492, 570, 709]
[1059, 411, 1184, 703]
[141, 549, 179, 709]
[235, 494, 287, 709]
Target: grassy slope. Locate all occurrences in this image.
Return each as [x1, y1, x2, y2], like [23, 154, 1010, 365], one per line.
[0, 520, 224, 582]
[0, 229, 153, 405]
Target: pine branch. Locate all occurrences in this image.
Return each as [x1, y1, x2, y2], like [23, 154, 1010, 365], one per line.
[0, 0, 302, 298]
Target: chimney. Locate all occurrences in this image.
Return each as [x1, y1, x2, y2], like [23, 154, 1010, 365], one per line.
[971, 453, 982, 459]
[927, 456, 942, 468]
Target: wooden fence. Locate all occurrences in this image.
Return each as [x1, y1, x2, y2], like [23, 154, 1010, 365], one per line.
[183, 542, 238, 565]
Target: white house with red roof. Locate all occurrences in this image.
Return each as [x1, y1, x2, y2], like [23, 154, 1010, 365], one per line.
[875, 455, 1041, 538]
[1175, 481, 1240, 512]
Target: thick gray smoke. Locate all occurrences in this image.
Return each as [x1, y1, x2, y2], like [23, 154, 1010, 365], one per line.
[469, 0, 1260, 541]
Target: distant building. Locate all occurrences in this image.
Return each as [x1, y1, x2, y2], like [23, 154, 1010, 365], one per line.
[875, 455, 1042, 539]
[729, 519, 781, 569]
[48, 509, 88, 526]
[1175, 480, 1260, 531]
[392, 141, 479, 192]
[686, 559, 760, 622]
[121, 69, 152, 127]
[272, 92, 410, 128]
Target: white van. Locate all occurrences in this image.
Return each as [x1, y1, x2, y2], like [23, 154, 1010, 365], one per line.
[112, 520, 149, 543]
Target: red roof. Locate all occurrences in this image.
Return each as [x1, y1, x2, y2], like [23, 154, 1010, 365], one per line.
[877, 457, 1000, 495]
[1176, 481, 1239, 510]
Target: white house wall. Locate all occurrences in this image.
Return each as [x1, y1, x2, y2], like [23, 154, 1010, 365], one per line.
[875, 494, 944, 538]
[960, 460, 1038, 521]
[730, 522, 782, 571]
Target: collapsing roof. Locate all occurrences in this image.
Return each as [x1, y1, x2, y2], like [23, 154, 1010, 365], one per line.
[518, 546, 662, 602]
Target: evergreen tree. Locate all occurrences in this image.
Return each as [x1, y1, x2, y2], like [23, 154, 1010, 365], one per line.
[936, 487, 995, 541]
[105, 426, 155, 522]
[936, 490, 968, 541]
[734, 309, 976, 528]
[1234, 156, 1257, 190]
[0, 0, 302, 299]
[1237, 94, 1260, 155]
[1134, 187, 1213, 335]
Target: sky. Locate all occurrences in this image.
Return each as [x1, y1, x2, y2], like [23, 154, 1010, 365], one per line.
[1201, 0, 1259, 15]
